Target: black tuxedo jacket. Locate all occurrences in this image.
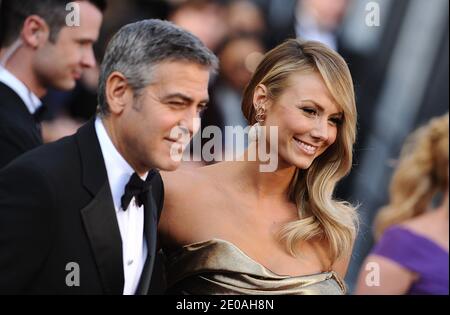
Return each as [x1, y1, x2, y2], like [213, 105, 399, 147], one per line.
[0, 119, 164, 294]
[0, 82, 43, 169]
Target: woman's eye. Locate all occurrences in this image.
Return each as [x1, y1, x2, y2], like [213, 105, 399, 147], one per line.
[329, 117, 343, 126]
[302, 108, 317, 115]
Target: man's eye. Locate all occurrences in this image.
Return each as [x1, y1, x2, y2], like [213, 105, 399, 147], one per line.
[197, 105, 208, 113]
[77, 40, 91, 47]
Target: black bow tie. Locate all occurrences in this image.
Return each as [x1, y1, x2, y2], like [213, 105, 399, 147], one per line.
[120, 170, 157, 211]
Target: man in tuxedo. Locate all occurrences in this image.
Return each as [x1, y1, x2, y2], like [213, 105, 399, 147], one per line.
[0, 0, 106, 169]
[0, 19, 218, 294]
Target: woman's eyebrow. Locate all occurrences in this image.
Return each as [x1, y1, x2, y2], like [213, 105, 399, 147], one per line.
[301, 99, 342, 116]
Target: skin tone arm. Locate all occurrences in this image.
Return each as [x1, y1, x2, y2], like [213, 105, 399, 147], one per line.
[354, 254, 417, 295]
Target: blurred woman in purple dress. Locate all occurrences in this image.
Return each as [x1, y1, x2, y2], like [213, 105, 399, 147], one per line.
[356, 113, 449, 295]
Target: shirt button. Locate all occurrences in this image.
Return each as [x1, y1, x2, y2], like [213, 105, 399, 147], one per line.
[127, 259, 134, 266]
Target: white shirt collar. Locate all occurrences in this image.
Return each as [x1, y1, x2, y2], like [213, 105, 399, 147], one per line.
[0, 66, 42, 114]
[95, 117, 147, 212]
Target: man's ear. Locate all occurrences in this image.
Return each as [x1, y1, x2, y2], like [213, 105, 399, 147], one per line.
[21, 15, 50, 48]
[105, 71, 134, 115]
[252, 84, 270, 111]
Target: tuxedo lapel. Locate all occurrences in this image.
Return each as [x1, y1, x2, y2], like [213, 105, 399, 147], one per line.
[135, 173, 159, 295]
[76, 119, 108, 196]
[76, 119, 124, 294]
[81, 182, 124, 295]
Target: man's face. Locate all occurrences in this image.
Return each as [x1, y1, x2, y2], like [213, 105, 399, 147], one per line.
[117, 60, 211, 172]
[33, 1, 103, 91]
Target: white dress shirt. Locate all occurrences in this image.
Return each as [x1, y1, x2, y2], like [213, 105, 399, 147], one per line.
[95, 117, 148, 295]
[0, 66, 42, 114]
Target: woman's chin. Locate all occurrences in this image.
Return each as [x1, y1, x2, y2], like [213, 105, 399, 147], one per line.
[289, 155, 314, 170]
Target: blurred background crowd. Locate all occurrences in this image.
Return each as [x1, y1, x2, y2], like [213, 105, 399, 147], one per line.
[36, 0, 448, 293]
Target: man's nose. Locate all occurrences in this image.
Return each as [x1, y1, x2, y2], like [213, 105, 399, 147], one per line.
[81, 47, 96, 68]
[185, 107, 202, 137]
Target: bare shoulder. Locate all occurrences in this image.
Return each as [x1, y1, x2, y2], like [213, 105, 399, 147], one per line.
[160, 167, 205, 216]
[401, 211, 436, 232]
[160, 163, 226, 199]
[159, 167, 204, 245]
[329, 236, 356, 279]
[161, 168, 201, 195]
[354, 253, 416, 294]
[158, 163, 229, 245]
[400, 210, 449, 250]
[332, 251, 352, 280]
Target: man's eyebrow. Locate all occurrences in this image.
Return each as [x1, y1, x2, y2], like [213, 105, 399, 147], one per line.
[162, 93, 209, 104]
[75, 36, 97, 43]
[301, 99, 343, 116]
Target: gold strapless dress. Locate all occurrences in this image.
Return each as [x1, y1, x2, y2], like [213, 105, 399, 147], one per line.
[164, 239, 346, 295]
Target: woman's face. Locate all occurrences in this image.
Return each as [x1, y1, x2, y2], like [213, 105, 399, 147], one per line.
[262, 71, 343, 170]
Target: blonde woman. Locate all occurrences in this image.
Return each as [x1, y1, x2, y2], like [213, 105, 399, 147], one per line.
[355, 113, 449, 295]
[159, 39, 358, 294]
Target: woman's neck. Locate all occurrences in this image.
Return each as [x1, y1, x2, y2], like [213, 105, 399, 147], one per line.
[232, 142, 298, 199]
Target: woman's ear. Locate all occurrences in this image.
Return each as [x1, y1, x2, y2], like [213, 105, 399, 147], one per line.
[105, 71, 133, 115]
[252, 84, 269, 111]
[21, 15, 49, 48]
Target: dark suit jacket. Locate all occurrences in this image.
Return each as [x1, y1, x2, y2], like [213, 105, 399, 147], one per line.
[0, 82, 43, 169]
[0, 119, 164, 294]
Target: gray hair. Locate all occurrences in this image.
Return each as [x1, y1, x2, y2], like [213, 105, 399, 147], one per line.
[97, 19, 219, 115]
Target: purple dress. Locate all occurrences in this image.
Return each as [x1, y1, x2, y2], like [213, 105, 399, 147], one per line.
[372, 225, 449, 295]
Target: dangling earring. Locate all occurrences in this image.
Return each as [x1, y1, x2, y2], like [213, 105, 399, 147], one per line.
[248, 106, 266, 142]
[255, 106, 266, 124]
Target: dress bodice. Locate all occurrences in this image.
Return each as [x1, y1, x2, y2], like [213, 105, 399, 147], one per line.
[164, 238, 346, 295]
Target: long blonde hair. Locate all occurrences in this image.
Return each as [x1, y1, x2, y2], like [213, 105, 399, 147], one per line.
[242, 39, 358, 265]
[374, 113, 449, 239]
